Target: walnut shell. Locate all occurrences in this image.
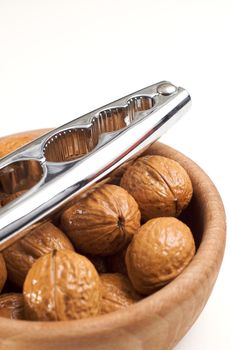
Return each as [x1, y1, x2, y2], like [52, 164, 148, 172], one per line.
[0, 253, 7, 292]
[3, 222, 74, 288]
[108, 159, 134, 185]
[61, 184, 141, 256]
[23, 249, 101, 321]
[0, 190, 26, 206]
[0, 293, 24, 319]
[0, 192, 9, 207]
[126, 217, 196, 295]
[100, 273, 141, 314]
[120, 155, 193, 221]
[0, 129, 50, 158]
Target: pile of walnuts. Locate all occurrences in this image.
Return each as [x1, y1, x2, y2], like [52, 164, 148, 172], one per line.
[0, 137, 195, 321]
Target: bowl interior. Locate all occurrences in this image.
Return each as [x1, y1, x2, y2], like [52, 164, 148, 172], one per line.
[179, 194, 203, 249]
[0, 141, 226, 350]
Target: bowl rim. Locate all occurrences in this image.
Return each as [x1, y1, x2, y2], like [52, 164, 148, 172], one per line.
[0, 141, 226, 341]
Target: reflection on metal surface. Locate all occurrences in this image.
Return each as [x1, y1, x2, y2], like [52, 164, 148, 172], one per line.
[0, 81, 191, 249]
[44, 96, 154, 162]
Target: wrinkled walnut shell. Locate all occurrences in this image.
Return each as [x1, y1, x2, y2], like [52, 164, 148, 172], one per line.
[0, 190, 27, 207]
[0, 192, 9, 207]
[0, 293, 24, 319]
[120, 155, 193, 221]
[3, 222, 74, 288]
[61, 184, 141, 256]
[126, 217, 196, 295]
[0, 253, 7, 292]
[0, 129, 51, 159]
[23, 249, 101, 321]
[100, 273, 141, 314]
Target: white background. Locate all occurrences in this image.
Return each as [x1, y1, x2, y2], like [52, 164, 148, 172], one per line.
[0, 1, 230, 348]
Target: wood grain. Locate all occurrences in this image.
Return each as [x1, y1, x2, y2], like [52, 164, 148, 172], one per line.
[0, 134, 226, 350]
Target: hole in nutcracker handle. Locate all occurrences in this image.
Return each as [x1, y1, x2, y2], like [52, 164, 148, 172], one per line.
[43, 96, 154, 163]
[0, 160, 43, 207]
[0, 96, 154, 205]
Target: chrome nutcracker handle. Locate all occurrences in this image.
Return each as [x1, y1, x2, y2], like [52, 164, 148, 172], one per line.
[0, 81, 191, 250]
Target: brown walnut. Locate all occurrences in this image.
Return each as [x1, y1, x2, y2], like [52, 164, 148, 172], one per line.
[120, 155, 193, 221]
[0, 192, 9, 207]
[126, 217, 195, 295]
[61, 184, 141, 256]
[100, 273, 141, 314]
[3, 222, 74, 288]
[0, 253, 7, 292]
[0, 129, 51, 159]
[0, 293, 24, 319]
[0, 190, 27, 206]
[23, 249, 101, 321]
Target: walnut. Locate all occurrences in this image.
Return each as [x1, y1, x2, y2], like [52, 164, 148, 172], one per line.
[0, 253, 7, 292]
[0, 130, 197, 322]
[0, 129, 50, 158]
[61, 184, 141, 256]
[126, 217, 195, 295]
[100, 273, 141, 314]
[3, 222, 74, 288]
[0, 190, 26, 206]
[23, 249, 101, 321]
[0, 192, 9, 207]
[108, 159, 134, 185]
[120, 155, 193, 221]
[0, 293, 24, 319]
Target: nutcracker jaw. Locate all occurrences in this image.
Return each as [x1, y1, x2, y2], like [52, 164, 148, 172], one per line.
[0, 81, 191, 250]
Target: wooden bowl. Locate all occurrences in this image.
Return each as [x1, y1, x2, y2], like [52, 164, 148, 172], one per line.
[0, 140, 226, 350]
